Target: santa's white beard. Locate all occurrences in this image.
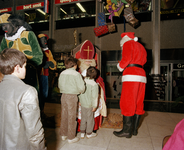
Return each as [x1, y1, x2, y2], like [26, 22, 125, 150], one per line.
[78, 58, 96, 73]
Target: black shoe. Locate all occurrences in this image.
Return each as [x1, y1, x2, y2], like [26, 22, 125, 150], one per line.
[113, 116, 133, 138]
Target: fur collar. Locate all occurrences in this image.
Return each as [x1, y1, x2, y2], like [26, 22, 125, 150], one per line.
[5, 26, 26, 41]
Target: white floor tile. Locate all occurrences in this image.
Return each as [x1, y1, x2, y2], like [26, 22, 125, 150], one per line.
[151, 137, 164, 150]
[60, 143, 106, 150]
[108, 136, 154, 150]
[43, 103, 183, 150]
[144, 111, 177, 127]
[147, 124, 174, 138]
[75, 128, 113, 149]
[167, 113, 184, 124]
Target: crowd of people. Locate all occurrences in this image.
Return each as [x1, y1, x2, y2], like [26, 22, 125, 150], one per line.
[2, 12, 181, 150]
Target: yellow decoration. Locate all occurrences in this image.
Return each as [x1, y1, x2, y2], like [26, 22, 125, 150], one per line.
[5, 31, 33, 60]
[114, 5, 124, 17]
[0, 13, 10, 24]
[38, 34, 46, 38]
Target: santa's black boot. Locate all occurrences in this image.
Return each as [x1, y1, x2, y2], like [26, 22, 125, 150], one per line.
[132, 114, 142, 136]
[113, 116, 133, 138]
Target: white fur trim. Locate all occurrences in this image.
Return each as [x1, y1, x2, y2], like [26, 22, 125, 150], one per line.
[117, 63, 124, 72]
[42, 47, 49, 51]
[122, 75, 147, 83]
[5, 26, 26, 41]
[81, 69, 87, 77]
[120, 35, 132, 47]
[134, 37, 138, 41]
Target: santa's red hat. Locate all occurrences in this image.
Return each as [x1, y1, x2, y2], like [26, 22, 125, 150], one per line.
[121, 32, 138, 41]
[120, 32, 138, 47]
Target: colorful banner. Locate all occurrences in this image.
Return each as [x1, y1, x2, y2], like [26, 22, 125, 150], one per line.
[55, 0, 80, 4]
[44, 0, 49, 13]
[0, 7, 12, 14]
[16, 2, 44, 10]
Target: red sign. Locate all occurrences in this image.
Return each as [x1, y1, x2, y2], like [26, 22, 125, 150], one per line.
[16, 2, 44, 10]
[0, 7, 12, 13]
[55, 0, 80, 4]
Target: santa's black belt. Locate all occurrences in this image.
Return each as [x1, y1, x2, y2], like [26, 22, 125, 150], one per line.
[127, 64, 143, 68]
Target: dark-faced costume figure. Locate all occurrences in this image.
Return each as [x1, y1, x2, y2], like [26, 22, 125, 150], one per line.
[0, 13, 43, 97]
[113, 32, 147, 138]
[38, 34, 56, 112]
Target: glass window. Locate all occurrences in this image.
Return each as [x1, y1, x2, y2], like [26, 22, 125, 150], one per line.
[160, 0, 184, 20]
[17, 7, 49, 31]
[18, 8, 49, 24]
[57, 1, 95, 20]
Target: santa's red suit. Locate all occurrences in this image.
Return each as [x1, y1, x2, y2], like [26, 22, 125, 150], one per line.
[117, 32, 147, 116]
[113, 32, 147, 138]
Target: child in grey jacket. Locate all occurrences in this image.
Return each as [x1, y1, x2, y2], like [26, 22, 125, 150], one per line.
[0, 48, 46, 150]
[79, 66, 99, 139]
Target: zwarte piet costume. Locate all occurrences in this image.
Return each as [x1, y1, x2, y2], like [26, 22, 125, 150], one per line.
[38, 34, 56, 111]
[0, 13, 43, 94]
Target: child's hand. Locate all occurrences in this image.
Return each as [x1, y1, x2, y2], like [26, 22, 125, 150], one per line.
[92, 108, 96, 112]
[79, 102, 81, 106]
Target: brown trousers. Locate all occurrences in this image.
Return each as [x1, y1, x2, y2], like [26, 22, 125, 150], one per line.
[80, 106, 94, 134]
[60, 93, 78, 140]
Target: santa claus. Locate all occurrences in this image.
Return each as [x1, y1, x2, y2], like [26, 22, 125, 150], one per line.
[113, 32, 147, 138]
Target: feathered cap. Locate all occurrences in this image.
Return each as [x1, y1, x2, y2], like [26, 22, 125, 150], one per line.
[38, 34, 49, 40]
[0, 13, 10, 24]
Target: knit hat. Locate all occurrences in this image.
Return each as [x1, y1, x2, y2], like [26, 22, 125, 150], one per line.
[0, 13, 10, 24]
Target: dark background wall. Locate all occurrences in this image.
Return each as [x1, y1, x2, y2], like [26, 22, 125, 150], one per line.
[0, 0, 184, 53]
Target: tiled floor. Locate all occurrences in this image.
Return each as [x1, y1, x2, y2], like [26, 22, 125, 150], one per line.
[43, 103, 184, 150]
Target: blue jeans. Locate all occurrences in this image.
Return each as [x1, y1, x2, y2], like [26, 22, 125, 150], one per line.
[39, 75, 48, 111]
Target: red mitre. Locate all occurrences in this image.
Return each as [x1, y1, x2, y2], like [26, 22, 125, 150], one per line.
[80, 40, 95, 59]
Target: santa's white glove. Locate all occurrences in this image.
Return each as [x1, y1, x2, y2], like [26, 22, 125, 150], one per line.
[117, 63, 124, 72]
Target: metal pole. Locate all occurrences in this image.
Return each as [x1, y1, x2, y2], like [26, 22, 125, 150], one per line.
[152, 0, 160, 74]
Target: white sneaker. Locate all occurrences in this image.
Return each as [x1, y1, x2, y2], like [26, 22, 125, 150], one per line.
[61, 136, 67, 141]
[81, 133, 85, 139]
[86, 132, 97, 139]
[68, 137, 80, 144]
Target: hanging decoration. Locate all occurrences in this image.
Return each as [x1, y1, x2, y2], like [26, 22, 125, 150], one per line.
[105, 0, 140, 29]
[106, 0, 127, 22]
[124, 5, 139, 28]
[94, 1, 117, 37]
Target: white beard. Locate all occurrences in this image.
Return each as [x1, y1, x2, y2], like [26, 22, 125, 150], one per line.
[78, 58, 96, 73]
